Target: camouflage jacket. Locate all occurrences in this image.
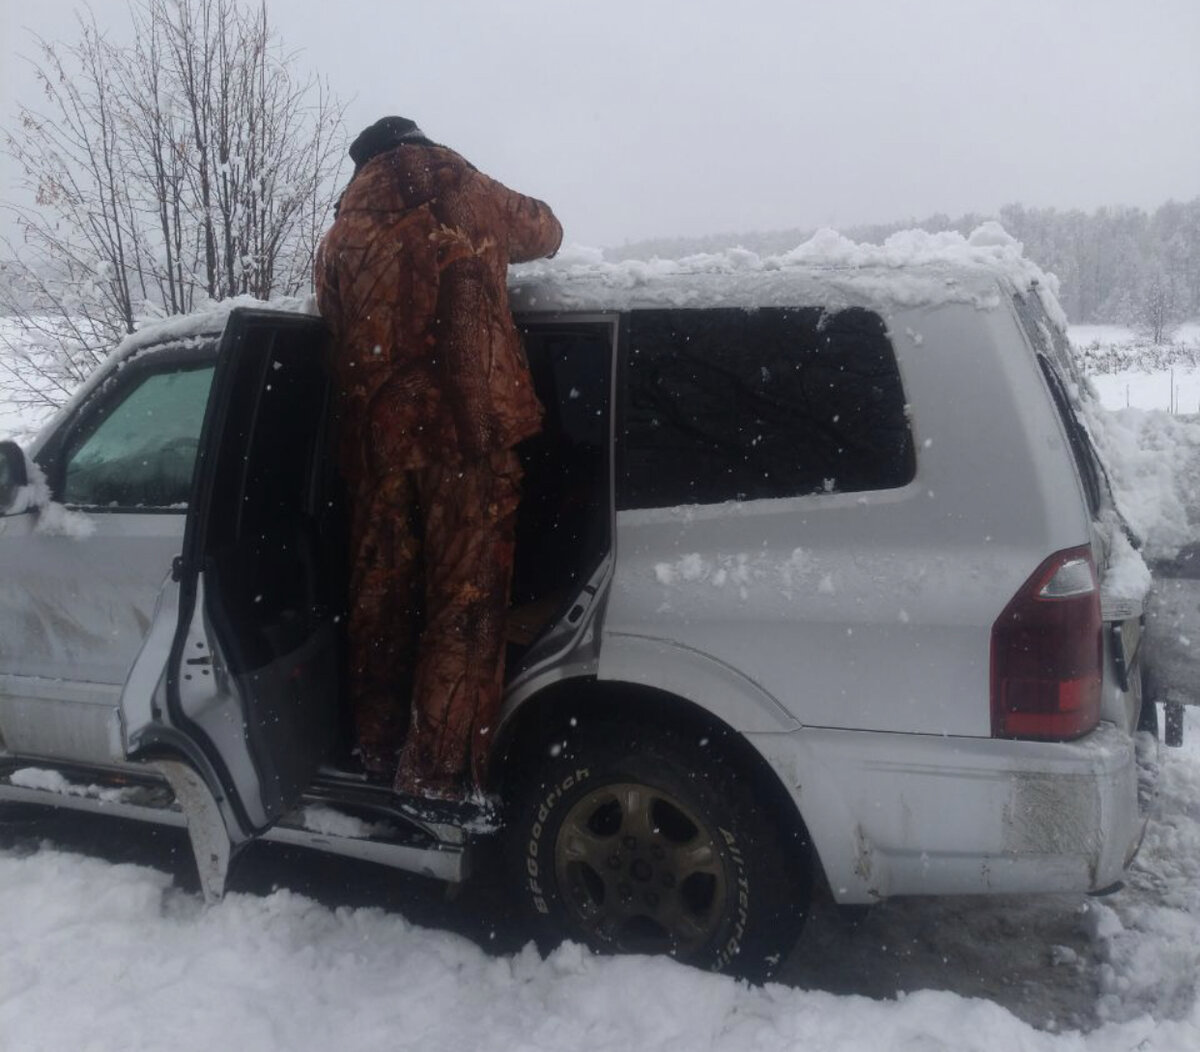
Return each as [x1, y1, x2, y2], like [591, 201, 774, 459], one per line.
[315, 145, 562, 473]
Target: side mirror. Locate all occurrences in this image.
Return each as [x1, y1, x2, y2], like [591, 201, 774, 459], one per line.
[0, 440, 31, 515]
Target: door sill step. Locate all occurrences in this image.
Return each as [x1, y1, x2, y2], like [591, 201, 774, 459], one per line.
[0, 760, 470, 883]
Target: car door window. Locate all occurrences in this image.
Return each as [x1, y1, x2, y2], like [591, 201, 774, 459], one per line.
[62, 365, 215, 509]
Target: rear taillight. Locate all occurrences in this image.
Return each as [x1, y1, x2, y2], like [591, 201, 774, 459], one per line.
[991, 546, 1102, 740]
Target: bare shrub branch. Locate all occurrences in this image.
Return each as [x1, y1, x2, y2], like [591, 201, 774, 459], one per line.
[1, 0, 346, 415]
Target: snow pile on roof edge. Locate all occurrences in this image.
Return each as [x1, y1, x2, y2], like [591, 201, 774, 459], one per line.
[115, 293, 316, 360]
[514, 223, 1068, 323]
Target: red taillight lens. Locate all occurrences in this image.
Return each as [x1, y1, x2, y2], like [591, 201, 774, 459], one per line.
[991, 546, 1102, 740]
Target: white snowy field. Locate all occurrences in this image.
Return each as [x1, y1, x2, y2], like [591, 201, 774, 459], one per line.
[1, 712, 1198, 1052]
[1090, 370, 1200, 416]
[1072, 323, 1200, 415]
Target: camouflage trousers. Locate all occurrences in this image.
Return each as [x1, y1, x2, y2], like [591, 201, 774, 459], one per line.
[345, 449, 522, 797]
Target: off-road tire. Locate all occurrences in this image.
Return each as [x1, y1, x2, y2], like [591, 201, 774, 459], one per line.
[505, 722, 810, 981]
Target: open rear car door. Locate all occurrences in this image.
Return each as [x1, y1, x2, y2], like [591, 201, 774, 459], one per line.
[122, 308, 339, 898]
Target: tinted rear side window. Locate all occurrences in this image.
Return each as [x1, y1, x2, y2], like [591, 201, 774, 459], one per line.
[618, 307, 914, 509]
[1012, 291, 1105, 516]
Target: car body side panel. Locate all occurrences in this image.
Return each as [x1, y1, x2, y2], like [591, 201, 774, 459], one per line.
[0, 680, 123, 765]
[596, 632, 800, 733]
[0, 512, 183, 683]
[603, 303, 1095, 738]
[0, 508, 183, 763]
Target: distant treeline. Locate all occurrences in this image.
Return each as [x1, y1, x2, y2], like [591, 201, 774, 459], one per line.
[609, 198, 1200, 330]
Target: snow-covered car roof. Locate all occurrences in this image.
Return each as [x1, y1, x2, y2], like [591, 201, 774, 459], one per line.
[511, 222, 1069, 329]
[108, 294, 316, 366]
[108, 224, 1064, 369]
[35, 223, 1065, 453]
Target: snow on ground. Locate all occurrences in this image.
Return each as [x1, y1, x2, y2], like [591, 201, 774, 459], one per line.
[3, 711, 1199, 1051]
[1091, 369, 1200, 416]
[1072, 323, 1200, 414]
[1071, 323, 1200, 568]
[1083, 402, 1200, 562]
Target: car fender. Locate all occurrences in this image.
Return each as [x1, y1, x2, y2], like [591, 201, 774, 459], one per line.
[597, 631, 799, 734]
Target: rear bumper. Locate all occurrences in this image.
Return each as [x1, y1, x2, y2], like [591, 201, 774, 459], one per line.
[748, 721, 1146, 904]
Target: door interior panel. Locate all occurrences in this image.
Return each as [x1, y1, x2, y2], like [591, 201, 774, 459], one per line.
[169, 311, 338, 832]
[509, 322, 614, 658]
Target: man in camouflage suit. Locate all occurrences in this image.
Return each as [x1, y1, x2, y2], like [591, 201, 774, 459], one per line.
[315, 117, 562, 800]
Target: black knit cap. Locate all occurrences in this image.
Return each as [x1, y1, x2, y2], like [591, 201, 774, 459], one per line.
[348, 116, 437, 168]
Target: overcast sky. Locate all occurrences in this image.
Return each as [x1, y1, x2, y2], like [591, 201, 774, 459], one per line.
[2, 0, 1198, 248]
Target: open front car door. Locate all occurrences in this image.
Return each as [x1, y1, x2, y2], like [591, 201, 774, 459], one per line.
[121, 308, 339, 899]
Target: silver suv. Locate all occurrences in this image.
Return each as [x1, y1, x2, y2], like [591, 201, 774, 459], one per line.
[0, 246, 1154, 980]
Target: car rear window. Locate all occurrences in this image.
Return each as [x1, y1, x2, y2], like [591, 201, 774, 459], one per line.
[618, 307, 914, 509]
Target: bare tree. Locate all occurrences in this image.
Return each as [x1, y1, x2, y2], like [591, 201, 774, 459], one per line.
[1, 0, 346, 417]
[1136, 266, 1181, 346]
